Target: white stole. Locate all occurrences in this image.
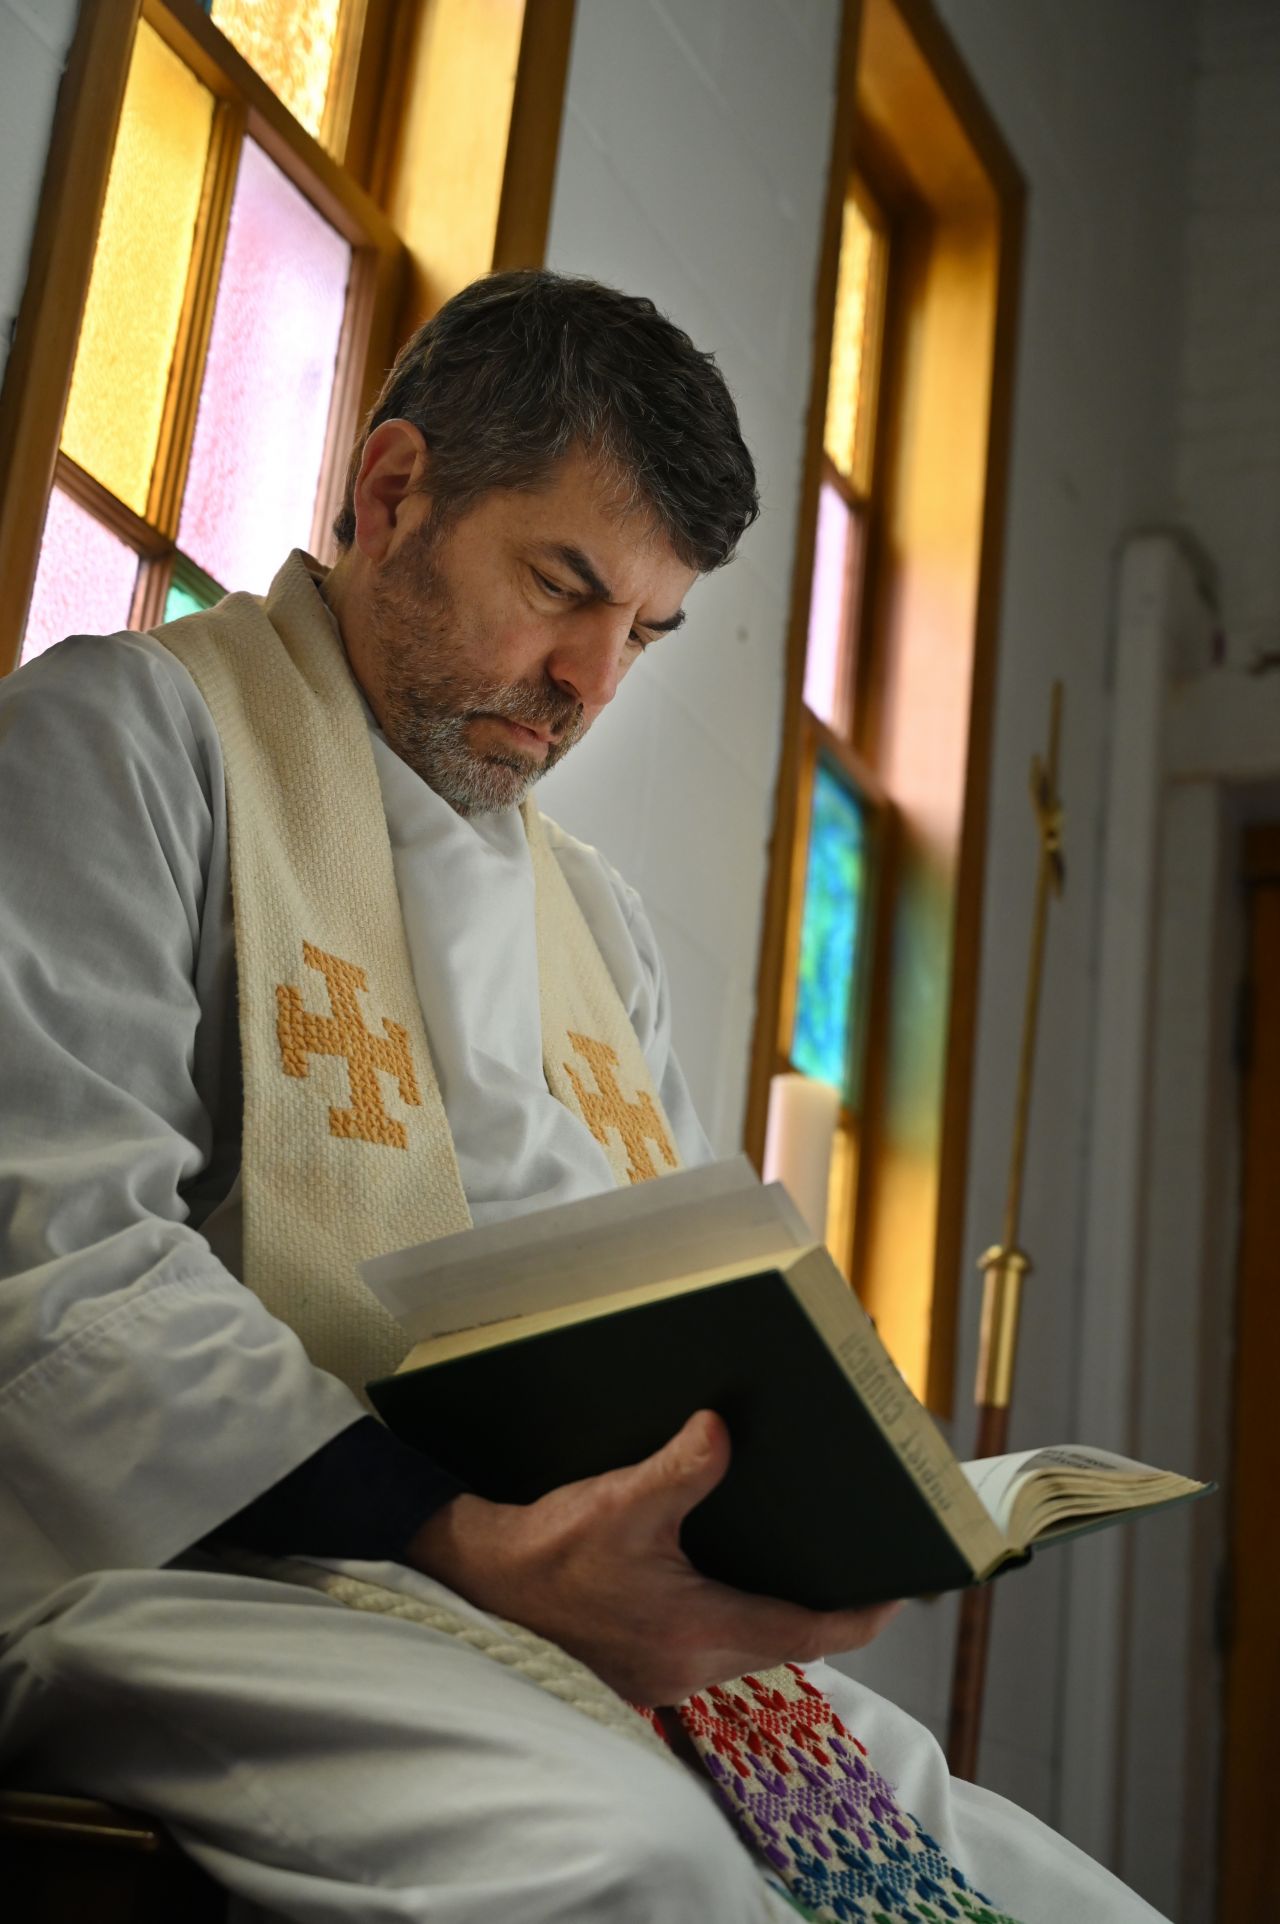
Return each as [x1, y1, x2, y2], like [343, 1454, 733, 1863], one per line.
[155, 552, 679, 1395]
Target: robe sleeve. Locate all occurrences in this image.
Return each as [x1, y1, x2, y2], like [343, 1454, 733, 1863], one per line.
[213, 1415, 465, 1559]
[0, 636, 364, 1626]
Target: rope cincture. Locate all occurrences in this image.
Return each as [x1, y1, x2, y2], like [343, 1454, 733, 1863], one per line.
[234, 1555, 1020, 1924]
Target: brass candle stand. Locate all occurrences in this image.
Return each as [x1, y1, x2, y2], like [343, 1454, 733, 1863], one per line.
[947, 682, 1065, 1782]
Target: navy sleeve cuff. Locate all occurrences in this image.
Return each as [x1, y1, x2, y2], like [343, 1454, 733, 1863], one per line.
[212, 1415, 466, 1561]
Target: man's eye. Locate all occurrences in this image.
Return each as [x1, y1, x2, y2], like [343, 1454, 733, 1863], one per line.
[535, 572, 570, 598]
[628, 632, 653, 651]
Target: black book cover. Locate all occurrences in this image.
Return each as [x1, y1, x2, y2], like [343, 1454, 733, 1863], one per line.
[368, 1267, 984, 1610]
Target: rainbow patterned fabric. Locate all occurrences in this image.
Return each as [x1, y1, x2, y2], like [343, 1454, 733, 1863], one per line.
[239, 1554, 1023, 1922]
[670, 1664, 1022, 1924]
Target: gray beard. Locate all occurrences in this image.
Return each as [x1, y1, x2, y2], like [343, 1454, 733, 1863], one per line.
[378, 650, 586, 816]
[388, 704, 571, 816]
[367, 534, 585, 816]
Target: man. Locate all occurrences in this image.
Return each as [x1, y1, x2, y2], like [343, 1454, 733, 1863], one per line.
[0, 271, 1164, 1922]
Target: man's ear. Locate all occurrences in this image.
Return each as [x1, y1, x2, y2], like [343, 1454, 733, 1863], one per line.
[351, 419, 431, 561]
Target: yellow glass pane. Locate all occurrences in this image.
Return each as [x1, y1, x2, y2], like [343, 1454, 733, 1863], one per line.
[825, 1119, 859, 1282]
[823, 189, 888, 493]
[211, 0, 344, 140]
[60, 23, 212, 517]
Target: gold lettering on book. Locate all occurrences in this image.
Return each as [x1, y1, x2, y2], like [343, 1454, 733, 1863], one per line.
[901, 1432, 953, 1512]
[842, 1342, 905, 1427]
[276, 942, 422, 1149]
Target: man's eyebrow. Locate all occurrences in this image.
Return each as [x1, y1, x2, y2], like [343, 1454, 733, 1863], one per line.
[537, 542, 687, 635]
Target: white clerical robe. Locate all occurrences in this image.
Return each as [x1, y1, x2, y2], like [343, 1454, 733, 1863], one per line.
[0, 630, 1167, 1923]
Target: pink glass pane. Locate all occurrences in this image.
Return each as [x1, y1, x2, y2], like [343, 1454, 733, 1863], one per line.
[803, 481, 858, 729]
[177, 139, 351, 595]
[21, 488, 139, 664]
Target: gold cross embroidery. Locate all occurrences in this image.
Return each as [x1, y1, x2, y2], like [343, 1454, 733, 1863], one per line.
[276, 942, 422, 1150]
[564, 1031, 677, 1183]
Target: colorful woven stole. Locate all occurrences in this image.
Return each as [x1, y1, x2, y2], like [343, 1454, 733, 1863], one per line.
[152, 552, 680, 1395]
[229, 1555, 1022, 1923]
[672, 1667, 1019, 1923]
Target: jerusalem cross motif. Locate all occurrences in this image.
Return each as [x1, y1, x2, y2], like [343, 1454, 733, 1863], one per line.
[276, 942, 422, 1150]
[564, 1031, 677, 1183]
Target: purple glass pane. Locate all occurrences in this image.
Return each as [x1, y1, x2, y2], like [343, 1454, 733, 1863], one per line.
[177, 139, 351, 595]
[21, 488, 139, 664]
[803, 481, 856, 730]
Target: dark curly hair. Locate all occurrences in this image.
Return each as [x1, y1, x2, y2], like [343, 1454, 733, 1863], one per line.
[333, 269, 758, 573]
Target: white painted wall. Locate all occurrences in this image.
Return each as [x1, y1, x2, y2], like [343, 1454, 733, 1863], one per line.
[1176, 0, 1280, 669]
[541, 0, 1203, 1885]
[1049, 534, 1227, 1920]
[0, 1, 77, 389]
[1118, 18, 1280, 1912]
[838, 0, 1200, 1848]
[540, 0, 842, 1154]
[543, 0, 1278, 1906]
[1122, 767, 1239, 1924]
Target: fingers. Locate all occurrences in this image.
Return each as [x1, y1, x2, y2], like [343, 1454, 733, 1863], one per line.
[807, 1599, 905, 1656]
[686, 1586, 906, 1682]
[611, 1408, 732, 1532]
[664, 1408, 731, 1485]
[606, 1420, 901, 1661]
[476, 1411, 905, 1703]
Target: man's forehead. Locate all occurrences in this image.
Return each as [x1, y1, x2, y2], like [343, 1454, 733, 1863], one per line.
[482, 449, 697, 612]
[513, 449, 669, 546]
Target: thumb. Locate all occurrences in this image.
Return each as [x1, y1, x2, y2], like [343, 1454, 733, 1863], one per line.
[625, 1409, 731, 1529]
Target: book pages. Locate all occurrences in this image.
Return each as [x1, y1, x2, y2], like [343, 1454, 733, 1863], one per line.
[361, 1156, 811, 1342]
[962, 1445, 1207, 1547]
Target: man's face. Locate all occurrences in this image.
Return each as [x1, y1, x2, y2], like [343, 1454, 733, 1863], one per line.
[356, 447, 697, 815]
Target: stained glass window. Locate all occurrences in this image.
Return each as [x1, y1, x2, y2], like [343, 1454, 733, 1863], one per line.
[177, 139, 352, 595]
[803, 480, 863, 731]
[22, 8, 371, 662]
[164, 570, 221, 623]
[210, 0, 346, 140]
[823, 189, 888, 494]
[60, 22, 213, 516]
[21, 490, 139, 665]
[791, 758, 869, 1099]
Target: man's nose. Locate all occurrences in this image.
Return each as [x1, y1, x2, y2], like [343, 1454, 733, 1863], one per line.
[546, 611, 631, 715]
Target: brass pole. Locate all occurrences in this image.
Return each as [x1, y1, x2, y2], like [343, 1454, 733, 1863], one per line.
[947, 682, 1065, 1781]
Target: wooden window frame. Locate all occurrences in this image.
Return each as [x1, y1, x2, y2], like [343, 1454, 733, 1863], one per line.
[0, 0, 576, 673]
[781, 165, 896, 1246]
[746, 0, 1024, 1414]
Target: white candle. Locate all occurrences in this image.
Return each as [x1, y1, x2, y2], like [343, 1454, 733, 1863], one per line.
[762, 1072, 840, 1243]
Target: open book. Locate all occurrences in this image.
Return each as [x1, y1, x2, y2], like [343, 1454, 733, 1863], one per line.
[363, 1160, 1209, 1609]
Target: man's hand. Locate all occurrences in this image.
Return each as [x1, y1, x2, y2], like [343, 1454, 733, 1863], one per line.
[406, 1409, 901, 1705]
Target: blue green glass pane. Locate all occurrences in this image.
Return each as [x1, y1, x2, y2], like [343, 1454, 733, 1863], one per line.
[164, 575, 220, 622]
[791, 760, 866, 1096]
